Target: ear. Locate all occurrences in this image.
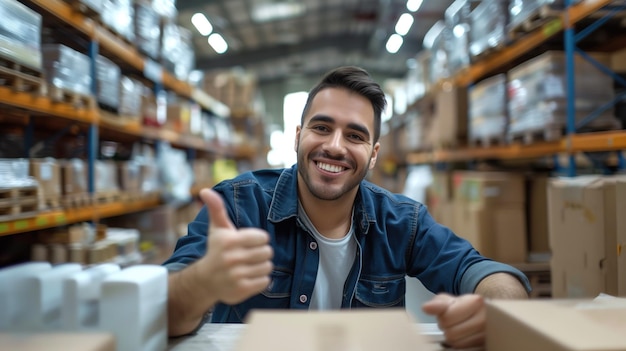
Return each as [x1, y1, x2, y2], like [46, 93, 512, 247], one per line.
[294, 125, 302, 152]
[369, 142, 380, 170]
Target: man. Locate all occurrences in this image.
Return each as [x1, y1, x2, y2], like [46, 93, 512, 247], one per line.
[164, 66, 530, 349]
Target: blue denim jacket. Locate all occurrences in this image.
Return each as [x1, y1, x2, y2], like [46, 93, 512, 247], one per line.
[164, 165, 530, 323]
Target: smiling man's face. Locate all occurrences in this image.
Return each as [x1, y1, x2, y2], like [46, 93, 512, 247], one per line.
[295, 87, 379, 202]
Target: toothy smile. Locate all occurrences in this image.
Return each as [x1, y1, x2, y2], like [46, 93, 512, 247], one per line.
[316, 162, 345, 173]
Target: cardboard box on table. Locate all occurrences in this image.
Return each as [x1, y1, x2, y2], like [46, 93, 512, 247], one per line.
[548, 176, 624, 298]
[235, 310, 432, 351]
[487, 298, 626, 351]
[451, 171, 527, 263]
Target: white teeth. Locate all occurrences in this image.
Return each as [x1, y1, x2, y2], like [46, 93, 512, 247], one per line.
[317, 162, 344, 173]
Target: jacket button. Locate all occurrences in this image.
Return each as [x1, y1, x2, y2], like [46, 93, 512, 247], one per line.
[309, 242, 317, 250]
[299, 294, 308, 303]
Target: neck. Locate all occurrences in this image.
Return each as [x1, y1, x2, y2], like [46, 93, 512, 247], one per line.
[299, 189, 356, 240]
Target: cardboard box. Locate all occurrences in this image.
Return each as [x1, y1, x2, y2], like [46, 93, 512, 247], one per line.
[454, 201, 527, 263]
[236, 310, 431, 351]
[487, 299, 626, 351]
[118, 161, 141, 193]
[453, 171, 525, 206]
[528, 175, 549, 255]
[548, 176, 622, 298]
[61, 159, 87, 195]
[450, 171, 527, 263]
[0, 333, 115, 351]
[427, 85, 467, 147]
[617, 180, 626, 296]
[29, 158, 61, 198]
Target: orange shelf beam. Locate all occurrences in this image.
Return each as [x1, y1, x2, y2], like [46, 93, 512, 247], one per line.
[0, 197, 161, 237]
[0, 87, 98, 124]
[406, 131, 626, 164]
[29, 0, 95, 36]
[569, 131, 626, 152]
[455, 0, 614, 86]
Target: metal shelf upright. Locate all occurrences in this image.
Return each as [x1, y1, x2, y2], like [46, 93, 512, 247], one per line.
[564, 0, 626, 176]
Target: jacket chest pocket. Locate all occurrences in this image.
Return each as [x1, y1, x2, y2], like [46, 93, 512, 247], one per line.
[354, 276, 406, 308]
[238, 269, 293, 312]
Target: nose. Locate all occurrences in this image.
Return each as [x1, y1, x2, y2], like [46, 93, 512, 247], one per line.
[324, 130, 346, 155]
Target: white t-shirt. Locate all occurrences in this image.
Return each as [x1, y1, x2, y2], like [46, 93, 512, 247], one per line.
[298, 202, 356, 310]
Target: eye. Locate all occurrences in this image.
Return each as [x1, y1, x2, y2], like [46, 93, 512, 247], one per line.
[347, 133, 365, 142]
[311, 125, 329, 133]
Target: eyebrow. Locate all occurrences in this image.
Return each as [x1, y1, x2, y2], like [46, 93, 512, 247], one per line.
[308, 115, 371, 140]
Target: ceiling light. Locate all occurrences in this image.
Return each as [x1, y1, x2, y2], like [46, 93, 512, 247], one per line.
[406, 0, 423, 12]
[251, 2, 305, 23]
[385, 34, 403, 54]
[208, 33, 228, 54]
[395, 13, 414, 36]
[191, 13, 213, 36]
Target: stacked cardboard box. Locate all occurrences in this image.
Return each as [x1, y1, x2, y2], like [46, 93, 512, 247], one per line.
[451, 171, 527, 263]
[548, 176, 626, 298]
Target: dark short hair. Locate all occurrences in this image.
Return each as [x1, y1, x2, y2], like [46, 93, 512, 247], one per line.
[300, 66, 386, 144]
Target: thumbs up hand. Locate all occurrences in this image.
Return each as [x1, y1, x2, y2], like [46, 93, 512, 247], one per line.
[195, 188, 274, 305]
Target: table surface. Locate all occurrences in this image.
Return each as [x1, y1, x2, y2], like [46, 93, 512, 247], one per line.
[167, 323, 483, 351]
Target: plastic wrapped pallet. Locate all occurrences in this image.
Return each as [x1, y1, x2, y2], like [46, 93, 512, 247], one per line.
[95, 55, 121, 110]
[508, 0, 581, 31]
[101, 0, 135, 42]
[74, 0, 104, 14]
[118, 76, 143, 118]
[134, 0, 161, 59]
[507, 51, 620, 139]
[423, 20, 450, 85]
[444, 0, 472, 75]
[0, 0, 42, 70]
[469, 0, 509, 59]
[42, 44, 92, 96]
[151, 0, 177, 20]
[161, 22, 194, 81]
[469, 74, 508, 143]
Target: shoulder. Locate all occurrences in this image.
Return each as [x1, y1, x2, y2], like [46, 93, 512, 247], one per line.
[360, 180, 423, 208]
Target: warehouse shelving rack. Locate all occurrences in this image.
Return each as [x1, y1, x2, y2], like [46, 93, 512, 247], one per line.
[0, 0, 242, 237]
[405, 0, 626, 172]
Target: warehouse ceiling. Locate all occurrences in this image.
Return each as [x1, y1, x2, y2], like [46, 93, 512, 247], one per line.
[176, 0, 454, 84]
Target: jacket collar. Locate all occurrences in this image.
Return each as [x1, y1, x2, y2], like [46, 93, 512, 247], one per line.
[267, 164, 377, 234]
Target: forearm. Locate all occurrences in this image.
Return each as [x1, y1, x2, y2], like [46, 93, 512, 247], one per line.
[167, 261, 218, 337]
[474, 272, 529, 299]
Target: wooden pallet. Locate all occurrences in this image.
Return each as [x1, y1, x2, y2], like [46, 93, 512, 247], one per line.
[469, 134, 507, 148]
[62, 193, 92, 208]
[0, 198, 39, 221]
[0, 54, 47, 95]
[48, 85, 96, 109]
[93, 191, 122, 204]
[508, 125, 564, 145]
[40, 196, 62, 211]
[0, 186, 38, 202]
[508, 5, 562, 41]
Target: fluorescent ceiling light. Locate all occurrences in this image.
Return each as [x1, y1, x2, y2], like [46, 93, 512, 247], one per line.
[208, 33, 228, 54]
[251, 2, 305, 23]
[191, 13, 213, 36]
[406, 0, 423, 12]
[395, 13, 414, 36]
[385, 34, 403, 54]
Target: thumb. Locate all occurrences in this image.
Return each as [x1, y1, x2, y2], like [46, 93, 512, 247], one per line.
[200, 188, 235, 230]
[422, 293, 455, 317]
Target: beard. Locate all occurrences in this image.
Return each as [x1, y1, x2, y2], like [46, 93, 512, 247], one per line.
[296, 146, 370, 201]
